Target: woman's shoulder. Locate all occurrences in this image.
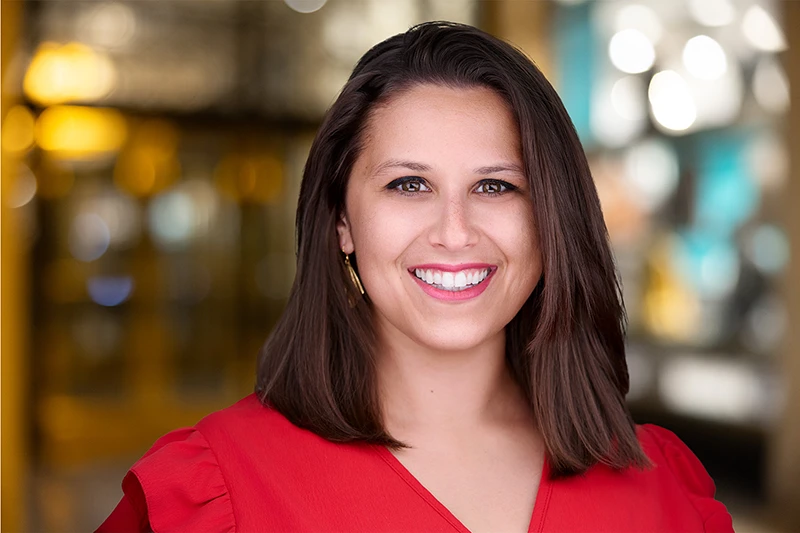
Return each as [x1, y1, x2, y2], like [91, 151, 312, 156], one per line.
[635, 424, 734, 531]
[96, 425, 235, 532]
[95, 394, 311, 533]
[540, 423, 734, 533]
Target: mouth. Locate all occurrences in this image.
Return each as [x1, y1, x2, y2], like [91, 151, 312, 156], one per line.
[406, 263, 497, 301]
[410, 266, 493, 291]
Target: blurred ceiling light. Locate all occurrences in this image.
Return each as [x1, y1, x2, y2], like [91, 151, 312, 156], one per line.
[591, 76, 646, 147]
[614, 4, 662, 44]
[648, 70, 696, 132]
[83, 2, 137, 49]
[1, 105, 36, 154]
[687, 0, 736, 27]
[69, 213, 110, 261]
[284, 0, 327, 14]
[148, 190, 196, 251]
[609, 29, 655, 74]
[659, 355, 766, 423]
[741, 5, 786, 52]
[745, 224, 790, 275]
[87, 276, 134, 307]
[36, 106, 127, 160]
[753, 56, 790, 115]
[622, 138, 679, 211]
[5, 164, 38, 208]
[24, 42, 117, 106]
[683, 35, 728, 80]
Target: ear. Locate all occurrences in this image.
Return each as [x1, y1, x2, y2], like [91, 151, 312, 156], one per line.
[336, 211, 354, 254]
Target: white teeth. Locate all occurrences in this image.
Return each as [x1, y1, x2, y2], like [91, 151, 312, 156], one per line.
[412, 267, 491, 291]
[441, 272, 455, 288]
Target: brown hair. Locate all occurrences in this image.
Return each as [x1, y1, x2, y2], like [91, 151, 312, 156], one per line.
[256, 21, 650, 477]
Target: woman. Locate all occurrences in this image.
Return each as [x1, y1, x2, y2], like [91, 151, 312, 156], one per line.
[98, 22, 734, 533]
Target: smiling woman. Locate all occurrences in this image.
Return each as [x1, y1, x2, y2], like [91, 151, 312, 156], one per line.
[97, 22, 734, 533]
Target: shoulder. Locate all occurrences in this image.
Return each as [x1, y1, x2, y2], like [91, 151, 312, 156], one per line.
[101, 395, 285, 533]
[635, 424, 734, 532]
[117, 426, 236, 532]
[544, 424, 734, 533]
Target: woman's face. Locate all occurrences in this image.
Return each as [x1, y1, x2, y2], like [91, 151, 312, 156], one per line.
[338, 84, 542, 353]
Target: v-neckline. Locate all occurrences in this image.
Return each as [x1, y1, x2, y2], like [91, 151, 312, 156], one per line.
[372, 444, 552, 533]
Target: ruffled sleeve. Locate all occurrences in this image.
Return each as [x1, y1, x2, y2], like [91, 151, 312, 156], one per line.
[641, 424, 734, 533]
[95, 428, 236, 533]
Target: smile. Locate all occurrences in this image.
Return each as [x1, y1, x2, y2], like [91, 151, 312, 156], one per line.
[412, 267, 491, 292]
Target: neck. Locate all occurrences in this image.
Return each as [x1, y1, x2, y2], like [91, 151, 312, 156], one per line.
[376, 321, 530, 439]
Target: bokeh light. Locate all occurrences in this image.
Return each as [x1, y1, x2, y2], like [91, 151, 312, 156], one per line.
[24, 42, 117, 106]
[608, 29, 655, 74]
[648, 70, 697, 132]
[35, 106, 127, 160]
[1, 105, 36, 154]
[683, 35, 728, 80]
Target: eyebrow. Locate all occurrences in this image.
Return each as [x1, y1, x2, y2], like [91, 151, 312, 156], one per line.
[371, 159, 524, 177]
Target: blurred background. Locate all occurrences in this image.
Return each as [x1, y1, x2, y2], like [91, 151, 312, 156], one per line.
[0, 0, 797, 531]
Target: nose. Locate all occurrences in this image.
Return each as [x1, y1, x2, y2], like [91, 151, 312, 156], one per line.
[428, 195, 479, 250]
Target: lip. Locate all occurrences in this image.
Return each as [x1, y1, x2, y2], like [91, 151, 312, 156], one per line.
[408, 263, 496, 272]
[408, 264, 497, 302]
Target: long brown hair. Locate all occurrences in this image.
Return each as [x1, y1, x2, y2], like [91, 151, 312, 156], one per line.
[256, 21, 650, 477]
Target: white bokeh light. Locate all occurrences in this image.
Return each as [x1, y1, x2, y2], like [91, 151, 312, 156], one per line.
[683, 35, 728, 80]
[622, 138, 679, 211]
[284, 0, 327, 14]
[741, 5, 786, 52]
[648, 70, 697, 132]
[753, 56, 790, 114]
[609, 29, 655, 74]
[688, 0, 736, 27]
[614, 4, 662, 44]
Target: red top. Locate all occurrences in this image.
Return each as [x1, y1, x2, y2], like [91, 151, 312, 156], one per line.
[96, 394, 734, 533]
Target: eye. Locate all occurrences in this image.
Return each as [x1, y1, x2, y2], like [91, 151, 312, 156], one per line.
[475, 179, 517, 196]
[386, 177, 431, 195]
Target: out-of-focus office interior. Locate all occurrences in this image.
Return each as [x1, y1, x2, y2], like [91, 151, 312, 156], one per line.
[1, 0, 798, 531]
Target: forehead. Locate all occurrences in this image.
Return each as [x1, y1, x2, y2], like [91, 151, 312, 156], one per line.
[358, 84, 522, 170]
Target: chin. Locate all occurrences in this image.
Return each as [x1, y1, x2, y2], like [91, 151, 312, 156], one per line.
[413, 327, 499, 353]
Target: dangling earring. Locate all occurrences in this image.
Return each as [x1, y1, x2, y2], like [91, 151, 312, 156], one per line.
[343, 249, 365, 296]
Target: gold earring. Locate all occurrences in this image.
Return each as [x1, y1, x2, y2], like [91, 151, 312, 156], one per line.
[343, 250, 365, 295]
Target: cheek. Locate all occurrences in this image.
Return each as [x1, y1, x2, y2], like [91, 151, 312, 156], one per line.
[486, 204, 540, 276]
[350, 203, 417, 271]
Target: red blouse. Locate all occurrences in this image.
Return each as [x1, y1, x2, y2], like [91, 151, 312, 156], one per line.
[96, 394, 734, 533]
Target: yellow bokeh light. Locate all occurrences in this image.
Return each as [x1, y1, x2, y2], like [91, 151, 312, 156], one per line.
[1, 105, 36, 154]
[113, 119, 181, 197]
[642, 237, 701, 341]
[35, 106, 127, 159]
[24, 42, 117, 106]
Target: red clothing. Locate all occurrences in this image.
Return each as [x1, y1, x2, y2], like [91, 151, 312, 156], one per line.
[97, 394, 734, 533]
